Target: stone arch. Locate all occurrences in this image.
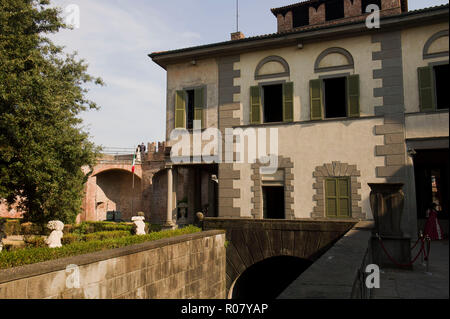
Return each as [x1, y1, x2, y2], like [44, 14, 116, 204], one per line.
[255, 55, 290, 80]
[311, 161, 365, 219]
[91, 164, 142, 180]
[423, 30, 449, 60]
[314, 47, 354, 73]
[204, 219, 357, 297]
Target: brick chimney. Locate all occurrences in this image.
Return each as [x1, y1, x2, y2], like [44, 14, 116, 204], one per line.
[231, 31, 245, 41]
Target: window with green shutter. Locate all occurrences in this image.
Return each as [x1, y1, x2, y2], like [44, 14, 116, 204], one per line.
[175, 90, 186, 128]
[418, 66, 435, 112]
[250, 86, 261, 124]
[347, 75, 360, 117]
[194, 87, 205, 128]
[283, 82, 294, 122]
[325, 177, 351, 218]
[310, 79, 323, 120]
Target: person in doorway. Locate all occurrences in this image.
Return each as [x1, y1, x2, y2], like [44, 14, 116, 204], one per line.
[424, 203, 444, 240]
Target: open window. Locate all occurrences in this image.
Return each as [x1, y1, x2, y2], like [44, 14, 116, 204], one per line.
[250, 82, 293, 124]
[174, 88, 205, 129]
[418, 64, 449, 112]
[324, 77, 347, 118]
[362, 0, 382, 13]
[434, 64, 449, 110]
[263, 186, 285, 219]
[293, 5, 309, 28]
[325, 0, 344, 21]
[309, 75, 360, 120]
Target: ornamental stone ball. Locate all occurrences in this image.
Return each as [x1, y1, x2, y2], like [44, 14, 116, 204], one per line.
[131, 215, 146, 235]
[45, 220, 64, 248]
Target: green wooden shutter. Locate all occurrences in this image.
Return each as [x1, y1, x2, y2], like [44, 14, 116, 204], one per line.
[175, 90, 186, 128]
[250, 86, 261, 124]
[326, 178, 351, 218]
[418, 66, 435, 112]
[283, 82, 294, 122]
[337, 178, 350, 217]
[194, 87, 205, 128]
[347, 75, 360, 118]
[326, 179, 338, 217]
[310, 79, 323, 120]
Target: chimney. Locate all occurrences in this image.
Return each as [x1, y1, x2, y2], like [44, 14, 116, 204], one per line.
[231, 31, 245, 41]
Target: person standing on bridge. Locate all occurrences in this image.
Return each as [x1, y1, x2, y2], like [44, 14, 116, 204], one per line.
[424, 203, 444, 240]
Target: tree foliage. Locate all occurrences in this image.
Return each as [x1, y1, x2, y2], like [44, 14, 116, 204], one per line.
[0, 0, 103, 224]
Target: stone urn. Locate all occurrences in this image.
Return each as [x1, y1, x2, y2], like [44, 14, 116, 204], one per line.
[368, 183, 405, 238]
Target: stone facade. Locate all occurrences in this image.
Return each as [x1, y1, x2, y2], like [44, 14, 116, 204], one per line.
[0, 230, 226, 299]
[311, 162, 364, 220]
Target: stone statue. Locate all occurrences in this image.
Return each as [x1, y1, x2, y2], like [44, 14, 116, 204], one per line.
[132, 216, 146, 235]
[45, 220, 64, 248]
[0, 219, 6, 252]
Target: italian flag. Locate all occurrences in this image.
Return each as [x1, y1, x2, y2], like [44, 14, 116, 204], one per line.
[131, 152, 136, 173]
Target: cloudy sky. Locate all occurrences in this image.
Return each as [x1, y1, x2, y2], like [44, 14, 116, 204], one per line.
[50, 0, 448, 149]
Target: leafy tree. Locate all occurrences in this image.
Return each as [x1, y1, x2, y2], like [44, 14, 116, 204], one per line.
[0, 0, 103, 224]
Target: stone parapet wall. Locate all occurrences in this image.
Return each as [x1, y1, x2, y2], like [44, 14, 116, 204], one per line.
[0, 230, 226, 299]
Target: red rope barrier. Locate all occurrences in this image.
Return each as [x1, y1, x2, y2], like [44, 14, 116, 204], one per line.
[376, 234, 426, 268]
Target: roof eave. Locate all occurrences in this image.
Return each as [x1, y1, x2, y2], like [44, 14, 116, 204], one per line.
[149, 6, 448, 69]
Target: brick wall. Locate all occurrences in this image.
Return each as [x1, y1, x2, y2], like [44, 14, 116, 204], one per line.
[0, 230, 226, 299]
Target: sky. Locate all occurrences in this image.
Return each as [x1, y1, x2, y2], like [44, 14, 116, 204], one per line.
[49, 0, 449, 149]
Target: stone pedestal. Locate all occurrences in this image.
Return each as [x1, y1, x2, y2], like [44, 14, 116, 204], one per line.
[368, 183, 412, 269]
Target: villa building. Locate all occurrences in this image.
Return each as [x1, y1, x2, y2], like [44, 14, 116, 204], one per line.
[147, 0, 449, 237]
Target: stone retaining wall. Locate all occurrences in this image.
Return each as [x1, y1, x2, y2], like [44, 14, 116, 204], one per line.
[0, 230, 226, 299]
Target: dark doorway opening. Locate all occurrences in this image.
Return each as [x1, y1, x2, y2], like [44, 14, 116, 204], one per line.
[362, 0, 382, 13]
[434, 64, 449, 110]
[231, 256, 312, 299]
[293, 5, 309, 28]
[263, 84, 283, 123]
[324, 77, 347, 118]
[325, 0, 345, 21]
[263, 186, 285, 219]
[186, 90, 195, 130]
[413, 149, 449, 223]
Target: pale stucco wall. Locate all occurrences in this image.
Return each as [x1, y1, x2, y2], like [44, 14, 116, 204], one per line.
[402, 22, 449, 113]
[166, 59, 219, 139]
[237, 35, 383, 124]
[233, 117, 386, 219]
[405, 112, 449, 139]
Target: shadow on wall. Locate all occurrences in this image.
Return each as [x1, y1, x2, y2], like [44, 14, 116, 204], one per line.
[230, 256, 312, 300]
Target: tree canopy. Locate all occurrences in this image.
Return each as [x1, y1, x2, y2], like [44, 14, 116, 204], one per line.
[0, 0, 103, 223]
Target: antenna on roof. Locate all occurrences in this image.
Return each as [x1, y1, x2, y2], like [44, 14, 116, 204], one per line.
[236, 0, 239, 32]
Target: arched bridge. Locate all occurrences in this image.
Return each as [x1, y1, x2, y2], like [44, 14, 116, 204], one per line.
[202, 218, 357, 298]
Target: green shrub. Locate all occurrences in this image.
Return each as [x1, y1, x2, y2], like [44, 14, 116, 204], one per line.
[71, 222, 133, 235]
[2, 219, 21, 236]
[83, 230, 131, 241]
[0, 226, 201, 269]
[24, 236, 47, 248]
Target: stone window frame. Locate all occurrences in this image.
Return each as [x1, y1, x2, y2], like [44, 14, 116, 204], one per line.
[314, 47, 355, 73]
[423, 30, 449, 60]
[251, 156, 294, 220]
[254, 56, 290, 80]
[311, 161, 365, 220]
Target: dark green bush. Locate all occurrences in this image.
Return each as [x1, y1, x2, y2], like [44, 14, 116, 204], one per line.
[24, 236, 47, 248]
[0, 226, 201, 269]
[2, 219, 21, 236]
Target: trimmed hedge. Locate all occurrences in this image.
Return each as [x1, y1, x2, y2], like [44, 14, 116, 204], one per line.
[0, 226, 201, 269]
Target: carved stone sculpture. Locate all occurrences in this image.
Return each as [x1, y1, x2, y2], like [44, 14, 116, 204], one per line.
[0, 219, 6, 252]
[45, 220, 64, 248]
[132, 216, 146, 235]
[369, 183, 405, 238]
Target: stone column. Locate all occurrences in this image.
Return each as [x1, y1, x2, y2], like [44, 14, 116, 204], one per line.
[163, 167, 176, 229]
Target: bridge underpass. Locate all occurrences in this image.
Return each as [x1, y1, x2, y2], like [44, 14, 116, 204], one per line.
[202, 218, 357, 299]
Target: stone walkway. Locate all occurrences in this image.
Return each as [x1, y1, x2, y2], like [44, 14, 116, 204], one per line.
[372, 240, 449, 299]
